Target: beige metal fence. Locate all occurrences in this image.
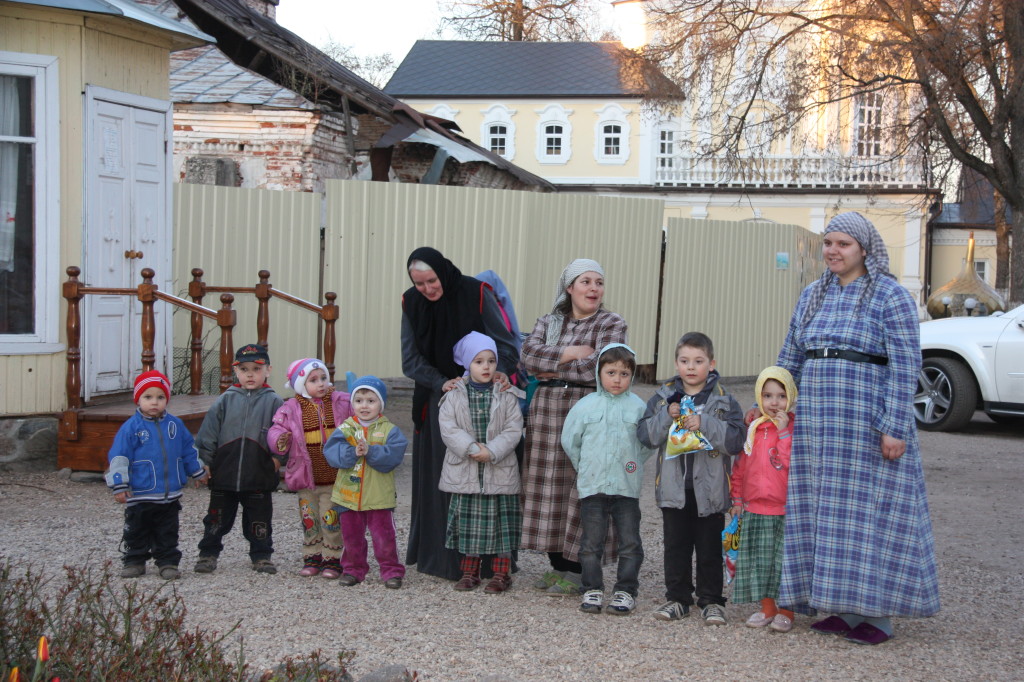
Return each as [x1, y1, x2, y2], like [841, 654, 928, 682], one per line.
[173, 182, 819, 386]
[172, 184, 322, 386]
[657, 218, 822, 380]
[323, 180, 664, 378]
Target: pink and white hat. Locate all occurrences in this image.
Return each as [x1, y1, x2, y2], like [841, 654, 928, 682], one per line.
[284, 358, 326, 399]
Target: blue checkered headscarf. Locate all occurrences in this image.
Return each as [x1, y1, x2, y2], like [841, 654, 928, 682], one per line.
[800, 212, 895, 327]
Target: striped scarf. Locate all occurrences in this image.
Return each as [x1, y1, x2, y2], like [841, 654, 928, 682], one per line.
[297, 388, 339, 486]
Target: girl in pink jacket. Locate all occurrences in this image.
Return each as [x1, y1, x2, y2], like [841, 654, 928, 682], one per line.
[269, 358, 353, 578]
[729, 366, 797, 633]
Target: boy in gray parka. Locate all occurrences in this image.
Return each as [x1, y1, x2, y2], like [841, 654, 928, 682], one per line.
[637, 332, 745, 626]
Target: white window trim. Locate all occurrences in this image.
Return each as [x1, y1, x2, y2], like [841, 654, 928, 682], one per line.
[594, 104, 631, 164]
[0, 51, 62, 355]
[535, 104, 572, 165]
[479, 103, 516, 161]
[427, 103, 460, 122]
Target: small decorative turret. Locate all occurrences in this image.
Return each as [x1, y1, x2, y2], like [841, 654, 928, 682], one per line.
[926, 231, 1006, 318]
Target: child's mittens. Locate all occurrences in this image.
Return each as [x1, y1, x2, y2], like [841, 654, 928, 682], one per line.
[275, 432, 291, 452]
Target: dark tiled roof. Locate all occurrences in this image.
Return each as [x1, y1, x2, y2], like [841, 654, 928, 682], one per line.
[385, 40, 679, 98]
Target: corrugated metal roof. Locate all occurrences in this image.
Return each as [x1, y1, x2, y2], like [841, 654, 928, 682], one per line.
[12, 0, 213, 45]
[170, 45, 311, 107]
[385, 40, 681, 98]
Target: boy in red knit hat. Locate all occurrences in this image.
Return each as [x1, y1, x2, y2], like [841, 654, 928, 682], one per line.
[106, 370, 207, 580]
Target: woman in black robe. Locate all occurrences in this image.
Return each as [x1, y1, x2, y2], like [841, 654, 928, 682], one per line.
[401, 247, 519, 580]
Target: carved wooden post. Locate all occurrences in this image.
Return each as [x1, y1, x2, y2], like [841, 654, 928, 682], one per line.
[217, 293, 236, 393]
[188, 268, 206, 395]
[255, 269, 271, 349]
[139, 268, 157, 372]
[62, 266, 84, 411]
[322, 291, 338, 383]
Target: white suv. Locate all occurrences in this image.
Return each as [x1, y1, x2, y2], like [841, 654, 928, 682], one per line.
[915, 303, 1024, 431]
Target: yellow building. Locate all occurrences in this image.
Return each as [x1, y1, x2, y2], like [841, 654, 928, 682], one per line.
[0, 0, 210, 417]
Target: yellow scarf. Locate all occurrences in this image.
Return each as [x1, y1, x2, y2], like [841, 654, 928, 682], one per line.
[743, 366, 798, 455]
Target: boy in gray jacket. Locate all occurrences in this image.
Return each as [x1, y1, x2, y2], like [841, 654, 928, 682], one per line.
[194, 344, 284, 574]
[638, 332, 745, 625]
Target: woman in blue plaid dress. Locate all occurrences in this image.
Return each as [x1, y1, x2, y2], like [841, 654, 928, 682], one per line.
[773, 212, 940, 645]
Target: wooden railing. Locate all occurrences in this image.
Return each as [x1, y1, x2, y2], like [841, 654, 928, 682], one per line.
[62, 266, 339, 409]
[186, 268, 339, 392]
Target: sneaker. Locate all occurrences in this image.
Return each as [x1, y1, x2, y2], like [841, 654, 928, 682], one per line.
[701, 604, 727, 626]
[120, 564, 145, 578]
[746, 611, 774, 628]
[545, 572, 582, 596]
[580, 590, 603, 614]
[384, 577, 403, 590]
[532, 570, 565, 591]
[194, 556, 218, 573]
[251, 559, 277, 575]
[653, 601, 690, 621]
[770, 614, 794, 633]
[607, 591, 635, 615]
[338, 574, 360, 586]
[158, 565, 180, 580]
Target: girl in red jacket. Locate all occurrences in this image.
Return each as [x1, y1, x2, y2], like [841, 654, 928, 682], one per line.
[730, 366, 798, 633]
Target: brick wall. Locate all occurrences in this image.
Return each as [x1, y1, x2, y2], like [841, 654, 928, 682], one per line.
[173, 104, 353, 192]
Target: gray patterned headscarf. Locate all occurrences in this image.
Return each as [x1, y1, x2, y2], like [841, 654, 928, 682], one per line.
[546, 259, 605, 344]
[800, 212, 895, 327]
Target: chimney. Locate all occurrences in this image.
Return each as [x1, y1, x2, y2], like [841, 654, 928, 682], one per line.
[242, 0, 279, 21]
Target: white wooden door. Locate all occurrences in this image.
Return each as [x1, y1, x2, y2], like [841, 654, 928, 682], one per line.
[83, 87, 173, 399]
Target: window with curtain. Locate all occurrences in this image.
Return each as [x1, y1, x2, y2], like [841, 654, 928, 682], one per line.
[0, 74, 34, 335]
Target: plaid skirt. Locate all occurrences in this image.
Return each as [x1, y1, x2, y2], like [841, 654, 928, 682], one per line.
[730, 512, 785, 604]
[446, 493, 522, 555]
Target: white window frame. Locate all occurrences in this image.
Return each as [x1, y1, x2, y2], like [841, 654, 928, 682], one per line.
[656, 128, 675, 169]
[853, 92, 884, 157]
[0, 51, 61, 354]
[535, 104, 572, 164]
[479, 103, 516, 161]
[594, 103, 631, 164]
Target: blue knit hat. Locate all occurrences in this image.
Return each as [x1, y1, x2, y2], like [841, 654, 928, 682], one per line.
[349, 375, 387, 407]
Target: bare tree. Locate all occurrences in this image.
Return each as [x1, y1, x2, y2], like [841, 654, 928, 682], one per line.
[644, 0, 1024, 304]
[320, 39, 396, 89]
[440, 0, 602, 41]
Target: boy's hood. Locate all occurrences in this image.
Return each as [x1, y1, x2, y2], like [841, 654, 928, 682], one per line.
[596, 342, 637, 397]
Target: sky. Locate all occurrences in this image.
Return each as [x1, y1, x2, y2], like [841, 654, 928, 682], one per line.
[275, 1, 625, 64]
[276, 0, 447, 63]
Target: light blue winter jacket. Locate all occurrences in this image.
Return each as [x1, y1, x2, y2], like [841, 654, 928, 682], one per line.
[560, 344, 653, 500]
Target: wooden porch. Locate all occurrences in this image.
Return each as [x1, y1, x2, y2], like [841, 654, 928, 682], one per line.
[57, 267, 338, 472]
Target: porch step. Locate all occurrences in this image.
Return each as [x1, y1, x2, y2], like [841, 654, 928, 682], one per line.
[57, 394, 219, 472]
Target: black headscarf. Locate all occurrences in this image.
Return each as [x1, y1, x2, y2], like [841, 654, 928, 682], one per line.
[402, 248, 490, 425]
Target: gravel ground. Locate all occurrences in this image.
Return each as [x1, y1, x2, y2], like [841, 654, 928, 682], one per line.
[1, 379, 1021, 680]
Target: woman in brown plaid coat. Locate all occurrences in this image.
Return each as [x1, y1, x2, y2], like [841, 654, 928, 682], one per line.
[520, 259, 628, 592]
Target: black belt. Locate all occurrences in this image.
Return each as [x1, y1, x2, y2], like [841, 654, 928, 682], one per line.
[806, 348, 888, 366]
[535, 379, 593, 389]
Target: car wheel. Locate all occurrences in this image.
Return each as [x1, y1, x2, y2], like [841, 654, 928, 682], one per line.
[914, 357, 978, 431]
